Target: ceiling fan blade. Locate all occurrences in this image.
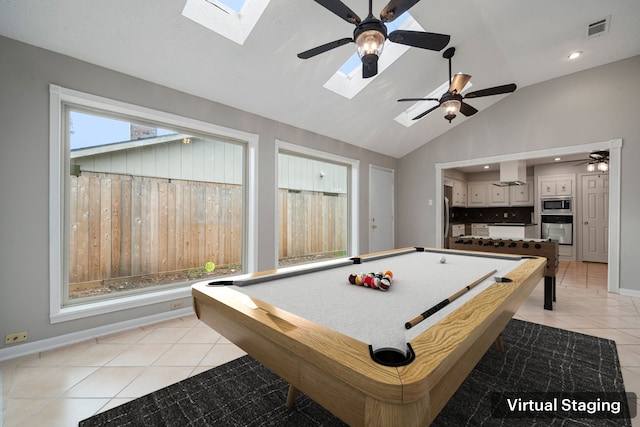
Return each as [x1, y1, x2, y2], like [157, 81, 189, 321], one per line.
[388, 30, 450, 51]
[380, 0, 421, 22]
[588, 150, 609, 161]
[297, 38, 353, 59]
[449, 73, 472, 94]
[397, 97, 439, 102]
[314, 0, 361, 24]
[459, 102, 478, 117]
[464, 83, 517, 99]
[412, 104, 440, 120]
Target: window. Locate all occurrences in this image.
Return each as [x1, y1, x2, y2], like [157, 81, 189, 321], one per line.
[49, 85, 257, 322]
[276, 141, 359, 267]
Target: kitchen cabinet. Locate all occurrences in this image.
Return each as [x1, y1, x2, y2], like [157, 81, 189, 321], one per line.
[509, 178, 534, 206]
[488, 183, 509, 206]
[539, 179, 556, 197]
[539, 176, 573, 197]
[471, 223, 489, 237]
[451, 179, 467, 207]
[451, 224, 465, 237]
[467, 183, 487, 206]
[466, 180, 533, 207]
[556, 178, 573, 196]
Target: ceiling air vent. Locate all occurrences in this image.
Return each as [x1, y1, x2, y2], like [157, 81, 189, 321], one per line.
[586, 16, 610, 39]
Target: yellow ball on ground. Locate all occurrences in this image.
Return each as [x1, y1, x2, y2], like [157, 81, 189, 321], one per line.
[205, 261, 216, 272]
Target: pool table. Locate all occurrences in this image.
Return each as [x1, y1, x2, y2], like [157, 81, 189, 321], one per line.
[192, 247, 545, 426]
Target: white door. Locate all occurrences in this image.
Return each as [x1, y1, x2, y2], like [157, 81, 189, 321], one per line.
[582, 174, 609, 263]
[370, 166, 394, 253]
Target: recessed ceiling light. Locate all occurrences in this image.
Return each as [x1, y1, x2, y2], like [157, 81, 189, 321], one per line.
[554, 157, 561, 161]
[483, 165, 490, 169]
[567, 51, 583, 60]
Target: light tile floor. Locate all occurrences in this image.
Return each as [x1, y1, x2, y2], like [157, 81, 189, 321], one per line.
[2, 261, 639, 426]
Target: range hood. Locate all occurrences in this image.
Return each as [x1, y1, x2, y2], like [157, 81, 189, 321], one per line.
[494, 160, 526, 187]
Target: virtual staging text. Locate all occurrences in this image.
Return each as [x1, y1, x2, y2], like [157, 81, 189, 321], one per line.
[491, 392, 635, 419]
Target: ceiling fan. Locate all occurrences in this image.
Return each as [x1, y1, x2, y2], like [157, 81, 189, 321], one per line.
[398, 47, 517, 122]
[574, 150, 610, 171]
[297, 0, 450, 79]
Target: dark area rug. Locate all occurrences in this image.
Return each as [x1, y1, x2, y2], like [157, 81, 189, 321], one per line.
[80, 319, 632, 426]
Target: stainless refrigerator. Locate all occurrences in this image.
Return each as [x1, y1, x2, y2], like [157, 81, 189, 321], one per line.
[443, 185, 453, 248]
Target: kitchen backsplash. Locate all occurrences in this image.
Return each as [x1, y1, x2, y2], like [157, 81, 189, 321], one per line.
[451, 206, 535, 224]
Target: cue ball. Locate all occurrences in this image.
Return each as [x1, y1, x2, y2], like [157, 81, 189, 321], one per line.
[439, 256, 446, 264]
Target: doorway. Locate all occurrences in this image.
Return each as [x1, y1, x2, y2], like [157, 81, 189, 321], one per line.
[581, 174, 609, 263]
[435, 138, 621, 293]
[369, 165, 394, 252]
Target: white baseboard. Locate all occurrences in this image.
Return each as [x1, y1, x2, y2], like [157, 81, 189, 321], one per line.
[617, 287, 640, 298]
[0, 307, 194, 362]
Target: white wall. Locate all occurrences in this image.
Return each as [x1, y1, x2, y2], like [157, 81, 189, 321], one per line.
[397, 55, 640, 293]
[0, 36, 396, 352]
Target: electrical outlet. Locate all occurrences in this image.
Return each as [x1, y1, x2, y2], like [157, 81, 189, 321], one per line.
[170, 301, 184, 310]
[5, 331, 28, 345]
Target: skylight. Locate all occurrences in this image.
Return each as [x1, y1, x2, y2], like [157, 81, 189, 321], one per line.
[323, 12, 422, 100]
[220, 0, 245, 13]
[394, 78, 472, 127]
[182, 0, 269, 45]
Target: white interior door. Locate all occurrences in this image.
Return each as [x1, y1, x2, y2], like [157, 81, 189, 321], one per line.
[370, 166, 394, 253]
[582, 174, 609, 263]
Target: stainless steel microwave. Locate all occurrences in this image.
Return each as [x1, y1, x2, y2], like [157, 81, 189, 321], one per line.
[541, 197, 572, 214]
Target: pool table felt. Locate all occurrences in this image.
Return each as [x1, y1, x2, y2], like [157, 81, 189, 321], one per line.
[232, 249, 528, 347]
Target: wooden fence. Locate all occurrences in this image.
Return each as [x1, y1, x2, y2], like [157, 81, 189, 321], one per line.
[278, 189, 347, 260]
[69, 172, 347, 286]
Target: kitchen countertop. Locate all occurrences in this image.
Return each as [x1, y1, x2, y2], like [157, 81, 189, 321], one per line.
[489, 223, 537, 226]
[457, 235, 552, 243]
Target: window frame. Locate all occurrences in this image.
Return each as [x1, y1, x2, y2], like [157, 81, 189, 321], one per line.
[274, 140, 359, 267]
[49, 84, 258, 323]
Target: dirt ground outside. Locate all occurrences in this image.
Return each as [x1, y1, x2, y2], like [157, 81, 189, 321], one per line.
[69, 252, 342, 299]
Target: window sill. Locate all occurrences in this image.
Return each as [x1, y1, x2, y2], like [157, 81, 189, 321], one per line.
[50, 286, 192, 324]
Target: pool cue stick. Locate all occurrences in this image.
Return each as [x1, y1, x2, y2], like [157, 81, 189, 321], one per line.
[405, 269, 498, 330]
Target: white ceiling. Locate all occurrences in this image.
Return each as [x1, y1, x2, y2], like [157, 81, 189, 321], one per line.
[1, 0, 639, 158]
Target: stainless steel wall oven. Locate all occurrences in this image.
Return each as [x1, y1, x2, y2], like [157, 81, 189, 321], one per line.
[541, 215, 573, 245]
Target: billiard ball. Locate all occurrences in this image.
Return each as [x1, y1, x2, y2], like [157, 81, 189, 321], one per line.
[439, 256, 446, 264]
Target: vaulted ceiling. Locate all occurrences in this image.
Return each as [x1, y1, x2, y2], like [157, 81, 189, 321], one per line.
[1, 0, 639, 158]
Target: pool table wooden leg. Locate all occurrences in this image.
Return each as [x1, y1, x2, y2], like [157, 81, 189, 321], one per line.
[286, 384, 298, 408]
[494, 335, 504, 353]
[544, 276, 555, 310]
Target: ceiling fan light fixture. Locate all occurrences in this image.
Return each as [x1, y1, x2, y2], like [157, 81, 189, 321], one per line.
[355, 29, 386, 58]
[442, 98, 461, 122]
[597, 161, 609, 172]
[587, 163, 596, 172]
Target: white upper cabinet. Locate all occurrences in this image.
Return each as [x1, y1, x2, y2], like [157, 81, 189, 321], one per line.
[467, 182, 487, 206]
[451, 178, 467, 207]
[540, 176, 573, 197]
[509, 178, 534, 205]
[489, 183, 509, 206]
